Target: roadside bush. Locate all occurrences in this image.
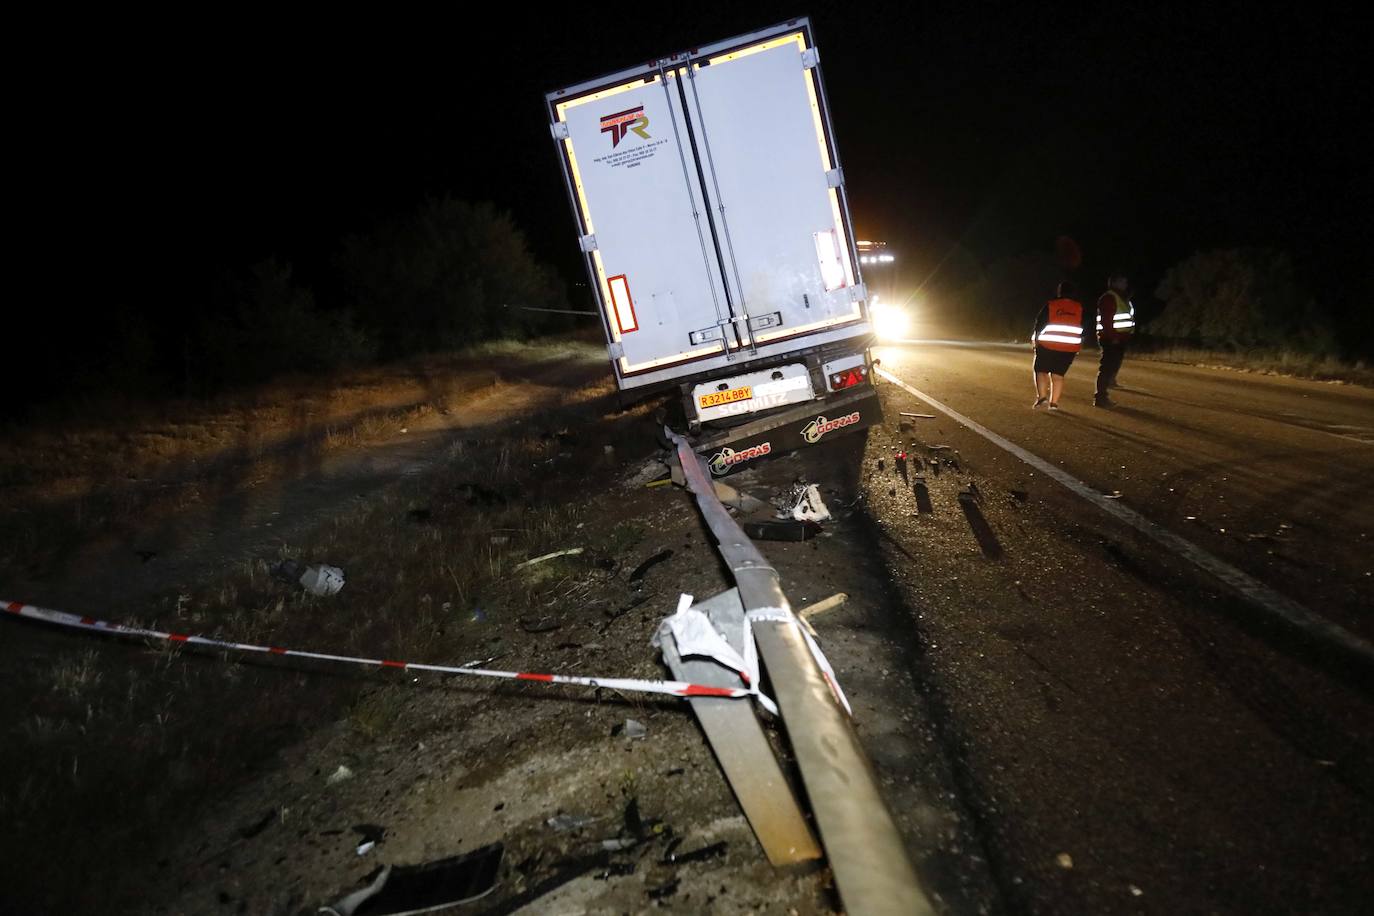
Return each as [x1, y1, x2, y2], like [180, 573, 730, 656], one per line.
[1153, 248, 1337, 355]
[338, 197, 570, 358]
[199, 258, 376, 390]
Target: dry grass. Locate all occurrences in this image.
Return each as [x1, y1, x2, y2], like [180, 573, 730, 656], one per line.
[0, 360, 665, 911]
[0, 337, 603, 583]
[1132, 344, 1374, 386]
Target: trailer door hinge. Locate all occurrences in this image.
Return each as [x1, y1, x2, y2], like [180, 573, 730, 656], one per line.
[748, 311, 783, 331]
[689, 325, 724, 345]
[607, 341, 624, 360]
[550, 121, 570, 140]
[579, 234, 598, 252]
[801, 47, 820, 69]
[848, 282, 869, 303]
[825, 168, 844, 188]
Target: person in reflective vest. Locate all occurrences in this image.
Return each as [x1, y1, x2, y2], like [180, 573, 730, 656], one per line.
[1094, 275, 1136, 407]
[1031, 281, 1084, 410]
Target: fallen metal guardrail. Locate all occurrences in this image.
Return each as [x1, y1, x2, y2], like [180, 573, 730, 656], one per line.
[666, 427, 934, 916]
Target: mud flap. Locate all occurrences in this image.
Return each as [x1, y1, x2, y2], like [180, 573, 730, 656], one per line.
[692, 385, 883, 478]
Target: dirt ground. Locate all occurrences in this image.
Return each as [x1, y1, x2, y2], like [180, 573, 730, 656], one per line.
[0, 350, 995, 914]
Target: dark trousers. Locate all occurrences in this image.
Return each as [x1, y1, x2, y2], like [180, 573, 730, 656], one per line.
[1096, 341, 1128, 397]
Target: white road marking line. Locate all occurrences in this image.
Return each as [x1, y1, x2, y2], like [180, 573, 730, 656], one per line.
[876, 367, 1374, 666]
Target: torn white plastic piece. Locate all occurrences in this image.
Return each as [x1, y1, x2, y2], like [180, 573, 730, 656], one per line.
[791, 484, 831, 522]
[656, 594, 779, 715]
[654, 594, 749, 678]
[299, 564, 345, 596]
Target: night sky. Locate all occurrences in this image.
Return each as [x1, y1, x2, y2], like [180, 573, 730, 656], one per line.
[20, 2, 1372, 373]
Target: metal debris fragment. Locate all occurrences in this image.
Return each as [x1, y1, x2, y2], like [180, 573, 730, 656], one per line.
[629, 550, 674, 582]
[514, 548, 584, 570]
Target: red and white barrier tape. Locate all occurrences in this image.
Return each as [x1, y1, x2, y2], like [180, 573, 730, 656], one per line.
[2, 599, 750, 702]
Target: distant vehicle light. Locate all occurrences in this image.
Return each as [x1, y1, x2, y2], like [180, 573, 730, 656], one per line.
[871, 302, 912, 340]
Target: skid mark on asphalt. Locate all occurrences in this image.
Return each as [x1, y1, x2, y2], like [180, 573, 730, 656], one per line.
[876, 367, 1374, 669]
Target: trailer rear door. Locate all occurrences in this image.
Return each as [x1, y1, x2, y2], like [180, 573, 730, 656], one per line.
[548, 18, 870, 392]
[680, 31, 864, 351]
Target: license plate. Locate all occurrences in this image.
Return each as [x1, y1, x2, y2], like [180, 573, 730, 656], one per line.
[699, 385, 753, 409]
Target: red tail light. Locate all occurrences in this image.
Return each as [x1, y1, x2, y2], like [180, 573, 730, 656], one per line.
[829, 366, 868, 390]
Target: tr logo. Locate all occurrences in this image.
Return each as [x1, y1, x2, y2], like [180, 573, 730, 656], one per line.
[600, 106, 651, 148]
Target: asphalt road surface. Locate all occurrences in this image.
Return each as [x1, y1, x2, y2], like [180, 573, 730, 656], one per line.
[860, 342, 1374, 914]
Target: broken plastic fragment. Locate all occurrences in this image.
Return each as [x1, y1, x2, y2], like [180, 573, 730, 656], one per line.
[319, 843, 503, 916]
[628, 549, 674, 582]
[790, 484, 832, 522]
[326, 765, 354, 786]
[546, 814, 598, 832]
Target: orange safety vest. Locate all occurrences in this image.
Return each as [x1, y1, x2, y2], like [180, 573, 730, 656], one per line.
[1035, 298, 1083, 352]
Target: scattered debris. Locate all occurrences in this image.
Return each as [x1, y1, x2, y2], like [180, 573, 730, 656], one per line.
[514, 548, 584, 571]
[1056, 852, 1074, 870]
[629, 549, 674, 582]
[799, 593, 848, 623]
[665, 767, 685, 777]
[877, 458, 886, 472]
[326, 765, 354, 786]
[237, 809, 277, 840]
[900, 412, 936, 419]
[895, 451, 909, 485]
[595, 862, 637, 880]
[913, 480, 933, 515]
[546, 814, 599, 833]
[742, 520, 822, 542]
[1129, 885, 1144, 897]
[789, 484, 832, 522]
[645, 478, 673, 489]
[489, 535, 510, 545]
[272, 559, 346, 596]
[356, 841, 376, 857]
[319, 843, 503, 916]
[647, 879, 681, 900]
[354, 824, 387, 848]
[662, 840, 728, 865]
[1009, 489, 1029, 502]
[713, 480, 769, 512]
[605, 595, 650, 620]
[1103, 490, 1123, 500]
[519, 617, 562, 633]
[611, 719, 647, 739]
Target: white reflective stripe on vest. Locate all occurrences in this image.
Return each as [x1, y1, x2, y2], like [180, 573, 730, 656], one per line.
[1100, 292, 1135, 334]
[1041, 323, 1081, 336]
[1038, 333, 1082, 345]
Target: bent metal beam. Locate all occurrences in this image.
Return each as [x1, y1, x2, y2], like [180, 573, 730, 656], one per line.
[667, 427, 933, 916]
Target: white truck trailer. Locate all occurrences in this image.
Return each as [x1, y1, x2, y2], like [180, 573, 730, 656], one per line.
[546, 16, 880, 476]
